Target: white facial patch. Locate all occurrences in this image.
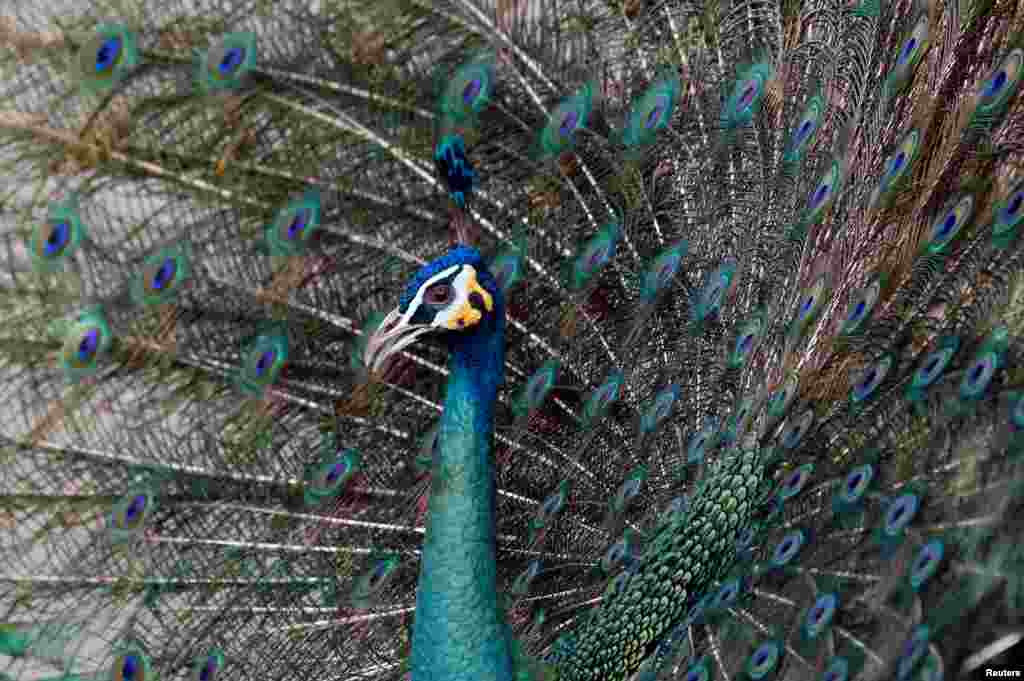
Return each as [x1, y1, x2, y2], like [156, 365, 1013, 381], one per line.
[399, 263, 462, 327]
[433, 266, 479, 329]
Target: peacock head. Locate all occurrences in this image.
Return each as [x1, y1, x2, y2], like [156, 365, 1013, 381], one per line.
[364, 245, 502, 373]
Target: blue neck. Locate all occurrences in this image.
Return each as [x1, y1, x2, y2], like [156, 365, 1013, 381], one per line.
[410, 301, 511, 681]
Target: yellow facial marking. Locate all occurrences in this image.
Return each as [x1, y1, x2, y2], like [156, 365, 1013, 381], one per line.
[441, 267, 492, 330]
[468, 269, 493, 312]
[445, 302, 483, 330]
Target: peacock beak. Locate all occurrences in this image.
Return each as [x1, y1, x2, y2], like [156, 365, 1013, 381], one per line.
[363, 308, 434, 376]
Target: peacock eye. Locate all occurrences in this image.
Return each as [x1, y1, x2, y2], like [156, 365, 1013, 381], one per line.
[425, 283, 454, 305]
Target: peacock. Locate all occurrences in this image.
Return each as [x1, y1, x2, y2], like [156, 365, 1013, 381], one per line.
[1, 0, 1024, 679]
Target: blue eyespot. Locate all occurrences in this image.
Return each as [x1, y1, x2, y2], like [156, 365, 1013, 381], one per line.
[884, 494, 919, 535]
[772, 530, 805, 566]
[95, 36, 123, 71]
[746, 641, 780, 679]
[804, 593, 837, 638]
[909, 540, 944, 590]
[896, 626, 930, 680]
[779, 463, 813, 500]
[112, 648, 151, 681]
[219, 47, 245, 74]
[463, 78, 482, 104]
[838, 464, 874, 504]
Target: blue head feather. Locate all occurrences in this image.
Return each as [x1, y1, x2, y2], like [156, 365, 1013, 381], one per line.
[399, 245, 488, 312]
[397, 244, 505, 395]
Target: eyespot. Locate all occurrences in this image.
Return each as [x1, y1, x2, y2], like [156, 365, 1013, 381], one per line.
[111, 647, 150, 681]
[976, 48, 1022, 113]
[766, 373, 799, 424]
[95, 35, 122, 71]
[39, 219, 70, 257]
[109, 486, 155, 543]
[884, 494, 920, 535]
[76, 25, 138, 92]
[585, 371, 624, 423]
[896, 626, 930, 680]
[623, 73, 681, 150]
[266, 192, 322, 256]
[538, 83, 596, 158]
[909, 539, 944, 590]
[959, 351, 997, 399]
[722, 63, 771, 129]
[132, 243, 193, 306]
[352, 554, 401, 607]
[746, 640, 780, 679]
[200, 33, 256, 92]
[852, 355, 893, 403]
[219, 47, 245, 74]
[804, 593, 838, 638]
[645, 96, 667, 128]
[870, 129, 919, 209]
[896, 15, 928, 69]
[779, 463, 813, 500]
[210, 43, 244, 77]
[730, 314, 764, 369]
[992, 178, 1024, 244]
[30, 197, 88, 273]
[838, 464, 875, 504]
[917, 342, 954, 391]
[571, 222, 621, 289]
[790, 273, 832, 343]
[514, 360, 560, 418]
[305, 443, 361, 506]
[784, 95, 824, 163]
[883, 13, 930, 101]
[237, 327, 288, 395]
[771, 529, 805, 566]
[641, 241, 688, 302]
[191, 650, 225, 681]
[692, 260, 738, 323]
[805, 159, 842, 224]
[780, 409, 814, 451]
[840, 277, 882, 336]
[440, 54, 495, 122]
[60, 308, 113, 382]
[924, 194, 974, 255]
